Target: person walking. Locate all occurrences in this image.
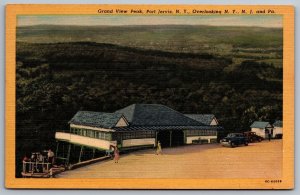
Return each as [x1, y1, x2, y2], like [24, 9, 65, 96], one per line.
[156, 141, 162, 155]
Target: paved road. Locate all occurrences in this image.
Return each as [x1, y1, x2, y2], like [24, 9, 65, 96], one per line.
[57, 140, 282, 179]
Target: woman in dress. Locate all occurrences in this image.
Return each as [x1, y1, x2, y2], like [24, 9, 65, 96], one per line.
[156, 141, 162, 155]
[113, 146, 120, 163]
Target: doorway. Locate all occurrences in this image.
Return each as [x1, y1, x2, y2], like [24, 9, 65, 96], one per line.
[171, 130, 184, 146]
[157, 131, 170, 147]
[265, 129, 270, 139]
[157, 130, 184, 147]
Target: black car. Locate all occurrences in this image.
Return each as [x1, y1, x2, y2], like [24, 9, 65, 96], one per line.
[221, 133, 248, 147]
[243, 131, 264, 143]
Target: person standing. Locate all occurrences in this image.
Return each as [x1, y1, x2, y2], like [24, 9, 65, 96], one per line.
[113, 147, 120, 163]
[36, 152, 44, 173]
[22, 155, 29, 173]
[156, 141, 162, 155]
[268, 132, 272, 141]
[47, 149, 55, 164]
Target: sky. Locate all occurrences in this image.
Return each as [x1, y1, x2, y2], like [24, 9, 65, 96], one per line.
[17, 15, 282, 28]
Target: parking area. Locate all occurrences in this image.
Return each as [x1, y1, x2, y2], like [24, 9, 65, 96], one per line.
[57, 139, 282, 179]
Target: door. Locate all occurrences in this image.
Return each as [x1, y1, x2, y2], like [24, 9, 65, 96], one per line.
[265, 129, 270, 139]
[157, 131, 171, 147]
[171, 130, 184, 146]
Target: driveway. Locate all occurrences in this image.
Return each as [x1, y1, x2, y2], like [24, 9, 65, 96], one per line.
[57, 140, 282, 179]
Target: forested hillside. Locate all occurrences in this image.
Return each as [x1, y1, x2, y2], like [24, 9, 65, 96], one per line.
[16, 41, 282, 144]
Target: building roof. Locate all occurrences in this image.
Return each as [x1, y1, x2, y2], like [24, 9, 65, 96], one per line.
[250, 121, 272, 129]
[273, 120, 282, 127]
[184, 114, 216, 125]
[113, 125, 223, 132]
[69, 111, 124, 129]
[115, 104, 206, 126]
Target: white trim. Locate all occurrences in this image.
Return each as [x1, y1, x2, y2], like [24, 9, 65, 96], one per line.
[70, 124, 115, 132]
[251, 128, 265, 137]
[115, 117, 128, 127]
[210, 117, 218, 125]
[266, 124, 273, 128]
[122, 138, 155, 147]
[186, 136, 217, 144]
[55, 132, 117, 150]
[122, 116, 129, 125]
[273, 127, 283, 136]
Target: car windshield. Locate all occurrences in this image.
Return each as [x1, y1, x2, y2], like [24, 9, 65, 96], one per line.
[227, 133, 244, 137]
[227, 134, 237, 137]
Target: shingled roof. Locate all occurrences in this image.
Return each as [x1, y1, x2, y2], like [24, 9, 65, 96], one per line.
[115, 104, 205, 126]
[273, 120, 282, 127]
[69, 111, 124, 129]
[113, 125, 222, 132]
[250, 121, 272, 129]
[184, 114, 216, 125]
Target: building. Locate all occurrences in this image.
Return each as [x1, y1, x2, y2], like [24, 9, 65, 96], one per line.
[273, 120, 283, 138]
[55, 104, 222, 165]
[250, 121, 273, 139]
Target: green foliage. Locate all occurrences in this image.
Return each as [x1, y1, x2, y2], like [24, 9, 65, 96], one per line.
[16, 41, 282, 141]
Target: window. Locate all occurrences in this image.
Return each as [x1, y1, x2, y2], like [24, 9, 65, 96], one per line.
[89, 131, 112, 141]
[87, 130, 92, 138]
[100, 132, 104, 139]
[185, 130, 190, 136]
[105, 133, 112, 141]
[135, 132, 141, 138]
[95, 132, 99, 139]
[185, 129, 214, 136]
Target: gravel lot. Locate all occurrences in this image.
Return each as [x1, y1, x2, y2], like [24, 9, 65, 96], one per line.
[57, 139, 282, 179]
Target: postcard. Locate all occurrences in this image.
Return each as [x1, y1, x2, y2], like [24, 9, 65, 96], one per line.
[5, 4, 294, 189]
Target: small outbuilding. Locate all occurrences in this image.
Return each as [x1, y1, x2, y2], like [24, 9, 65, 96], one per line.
[273, 120, 283, 138]
[250, 121, 273, 139]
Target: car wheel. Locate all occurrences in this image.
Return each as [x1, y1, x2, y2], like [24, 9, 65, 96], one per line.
[230, 142, 235, 148]
[244, 142, 248, 146]
[258, 138, 262, 142]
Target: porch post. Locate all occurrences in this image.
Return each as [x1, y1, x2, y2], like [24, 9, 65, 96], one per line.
[78, 146, 84, 163]
[55, 141, 59, 157]
[155, 131, 158, 146]
[65, 143, 71, 166]
[92, 148, 95, 159]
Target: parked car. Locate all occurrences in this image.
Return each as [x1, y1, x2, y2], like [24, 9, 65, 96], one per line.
[243, 131, 264, 143]
[274, 134, 283, 139]
[220, 133, 248, 147]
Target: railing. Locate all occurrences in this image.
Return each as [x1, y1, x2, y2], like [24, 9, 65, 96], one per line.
[22, 161, 52, 174]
